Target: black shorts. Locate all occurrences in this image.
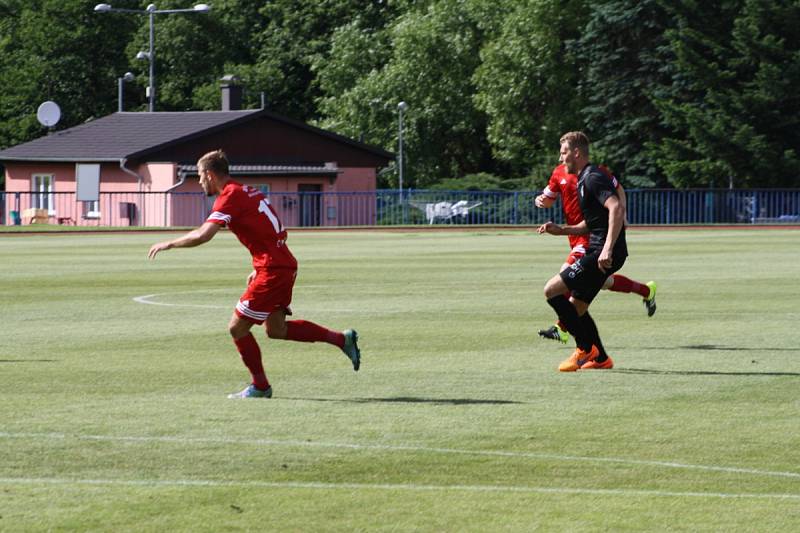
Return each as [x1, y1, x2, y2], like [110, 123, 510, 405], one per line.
[560, 250, 627, 304]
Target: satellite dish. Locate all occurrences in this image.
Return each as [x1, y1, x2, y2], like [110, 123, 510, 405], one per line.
[37, 101, 61, 128]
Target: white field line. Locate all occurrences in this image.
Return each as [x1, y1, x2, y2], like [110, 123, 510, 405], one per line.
[132, 293, 227, 309]
[131, 292, 450, 314]
[132, 288, 238, 309]
[2, 431, 799, 481]
[0, 476, 797, 500]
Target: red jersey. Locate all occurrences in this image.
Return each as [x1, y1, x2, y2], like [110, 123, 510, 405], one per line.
[542, 165, 587, 250]
[542, 164, 619, 251]
[207, 180, 297, 270]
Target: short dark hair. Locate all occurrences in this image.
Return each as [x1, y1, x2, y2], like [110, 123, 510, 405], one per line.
[560, 131, 590, 156]
[197, 149, 229, 176]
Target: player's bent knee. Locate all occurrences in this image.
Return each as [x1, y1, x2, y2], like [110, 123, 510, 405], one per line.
[544, 276, 566, 299]
[228, 316, 253, 339]
[266, 323, 287, 339]
[266, 309, 288, 339]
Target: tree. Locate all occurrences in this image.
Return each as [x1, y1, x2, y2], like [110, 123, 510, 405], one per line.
[649, 0, 800, 188]
[473, 0, 587, 185]
[573, 0, 673, 187]
[316, 0, 509, 187]
[0, 0, 137, 148]
[214, 0, 399, 119]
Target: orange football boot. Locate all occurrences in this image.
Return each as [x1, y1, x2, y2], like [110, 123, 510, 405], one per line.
[580, 356, 614, 370]
[558, 345, 599, 372]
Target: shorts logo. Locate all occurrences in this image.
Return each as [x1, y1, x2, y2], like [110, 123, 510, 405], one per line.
[567, 262, 582, 278]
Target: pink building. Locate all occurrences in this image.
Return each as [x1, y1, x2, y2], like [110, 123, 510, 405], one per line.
[0, 105, 392, 227]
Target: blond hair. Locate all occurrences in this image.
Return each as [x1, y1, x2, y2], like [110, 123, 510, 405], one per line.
[197, 149, 229, 176]
[559, 131, 590, 156]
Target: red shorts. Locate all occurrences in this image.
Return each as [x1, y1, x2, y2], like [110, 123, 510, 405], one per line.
[235, 268, 297, 324]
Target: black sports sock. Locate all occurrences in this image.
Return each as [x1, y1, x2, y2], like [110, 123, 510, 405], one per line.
[546, 295, 592, 351]
[580, 312, 607, 362]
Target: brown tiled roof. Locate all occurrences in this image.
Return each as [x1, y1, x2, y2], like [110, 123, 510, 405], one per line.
[0, 109, 393, 162]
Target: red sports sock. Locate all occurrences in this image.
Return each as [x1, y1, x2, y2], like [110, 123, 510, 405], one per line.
[609, 274, 650, 298]
[286, 320, 345, 348]
[233, 333, 269, 390]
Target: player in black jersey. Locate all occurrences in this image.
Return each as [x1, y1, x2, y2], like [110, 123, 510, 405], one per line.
[537, 131, 627, 371]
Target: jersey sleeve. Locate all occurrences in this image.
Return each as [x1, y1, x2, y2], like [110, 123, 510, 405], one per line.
[598, 164, 620, 189]
[588, 171, 618, 207]
[207, 190, 239, 226]
[542, 168, 562, 199]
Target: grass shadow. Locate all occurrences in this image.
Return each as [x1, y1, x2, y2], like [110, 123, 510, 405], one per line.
[616, 345, 797, 352]
[616, 368, 800, 377]
[0, 359, 59, 363]
[286, 396, 528, 406]
[680, 344, 798, 352]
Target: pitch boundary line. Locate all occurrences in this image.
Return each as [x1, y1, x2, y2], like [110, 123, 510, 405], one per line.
[132, 293, 227, 309]
[131, 290, 470, 314]
[0, 476, 797, 500]
[2, 431, 798, 481]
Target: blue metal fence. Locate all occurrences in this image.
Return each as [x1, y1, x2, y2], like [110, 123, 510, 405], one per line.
[626, 189, 800, 224]
[2, 188, 800, 227]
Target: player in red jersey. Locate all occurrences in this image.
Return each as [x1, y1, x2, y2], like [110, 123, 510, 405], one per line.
[148, 150, 360, 399]
[534, 163, 657, 344]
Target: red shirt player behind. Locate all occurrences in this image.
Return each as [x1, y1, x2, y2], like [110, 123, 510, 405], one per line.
[148, 149, 361, 399]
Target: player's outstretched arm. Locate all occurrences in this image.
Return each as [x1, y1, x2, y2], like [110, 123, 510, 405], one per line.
[148, 222, 221, 260]
[537, 221, 562, 235]
[538, 220, 588, 236]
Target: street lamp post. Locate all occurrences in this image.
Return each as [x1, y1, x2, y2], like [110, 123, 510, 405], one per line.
[118, 72, 134, 112]
[397, 101, 407, 195]
[94, 3, 211, 112]
[397, 101, 408, 223]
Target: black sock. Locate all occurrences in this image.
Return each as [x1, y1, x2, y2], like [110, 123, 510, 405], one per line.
[580, 312, 607, 362]
[546, 295, 592, 351]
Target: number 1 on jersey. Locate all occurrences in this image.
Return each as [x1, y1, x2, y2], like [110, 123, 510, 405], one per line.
[258, 198, 283, 233]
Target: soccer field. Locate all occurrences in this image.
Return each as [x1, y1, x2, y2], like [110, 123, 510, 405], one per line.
[1, 228, 799, 531]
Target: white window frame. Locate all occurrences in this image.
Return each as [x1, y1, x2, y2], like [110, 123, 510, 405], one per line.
[32, 174, 55, 215]
[82, 200, 101, 219]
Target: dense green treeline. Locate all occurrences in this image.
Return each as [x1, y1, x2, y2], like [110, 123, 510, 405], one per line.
[0, 0, 798, 189]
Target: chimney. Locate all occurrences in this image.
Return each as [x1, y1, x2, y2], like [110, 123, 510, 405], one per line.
[220, 74, 242, 111]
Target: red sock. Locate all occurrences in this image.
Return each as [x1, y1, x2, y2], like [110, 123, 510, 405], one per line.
[233, 333, 269, 390]
[608, 274, 650, 298]
[286, 320, 344, 348]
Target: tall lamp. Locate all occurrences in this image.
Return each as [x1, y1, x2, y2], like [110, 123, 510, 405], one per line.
[397, 101, 408, 195]
[95, 3, 211, 112]
[118, 72, 134, 112]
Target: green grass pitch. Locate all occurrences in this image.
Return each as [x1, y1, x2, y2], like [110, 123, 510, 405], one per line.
[1, 228, 799, 531]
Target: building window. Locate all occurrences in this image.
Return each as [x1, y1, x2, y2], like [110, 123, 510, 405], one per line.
[32, 174, 55, 214]
[82, 200, 100, 219]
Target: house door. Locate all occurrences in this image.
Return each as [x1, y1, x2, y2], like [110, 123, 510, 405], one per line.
[298, 184, 322, 227]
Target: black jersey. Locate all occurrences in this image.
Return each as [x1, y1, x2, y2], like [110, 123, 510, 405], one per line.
[577, 164, 628, 257]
